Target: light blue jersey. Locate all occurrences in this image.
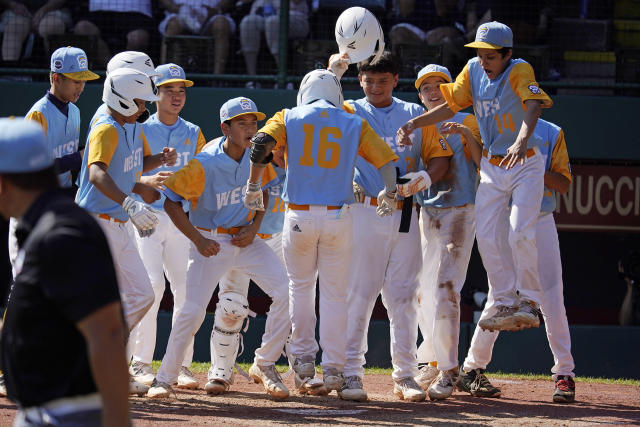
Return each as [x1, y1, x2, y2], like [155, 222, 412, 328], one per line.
[26, 96, 80, 187]
[76, 115, 146, 221]
[142, 113, 203, 210]
[418, 112, 479, 208]
[348, 97, 424, 197]
[535, 119, 566, 213]
[260, 166, 286, 235]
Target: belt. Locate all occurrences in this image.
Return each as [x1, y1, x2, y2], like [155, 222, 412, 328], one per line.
[287, 203, 341, 211]
[360, 196, 404, 210]
[196, 226, 243, 234]
[482, 147, 537, 167]
[97, 213, 127, 223]
[257, 233, 273, 239]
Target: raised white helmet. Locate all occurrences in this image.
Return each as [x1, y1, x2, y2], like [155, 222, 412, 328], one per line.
[103, 68, 160, 117]
[106, 51, 160, 77]
[296, 69, 344, 108]
[335, 7, 385, 65]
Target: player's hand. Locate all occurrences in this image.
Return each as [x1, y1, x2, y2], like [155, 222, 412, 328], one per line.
[162, 147, 178, 166]
[133, 182, 161, 204]
[243, 181, 264, 211]
[397, 170, 432, 197]
[439, 121, 467, 135]
[123, 196, 159, 235]
[328, 53, 350, 80]
[500, 140, 528, 170]
[376, 189, 396, 217]
[230, 224, 258, 248]
[140, 171, 173, 191]
[195, 235, 220, 257]
[396, 121, 415, 146]
[353, 182, 365, 203]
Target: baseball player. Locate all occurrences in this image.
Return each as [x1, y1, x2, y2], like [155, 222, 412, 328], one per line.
[147, 97, 292, 400]
[326, 52, 451, 402]
[129, 63, 206, 390]
[407, 64, 483, 400]
[243, 69, 399, 396]
[397, 22, 553, 333]
[458, 118, 576, 403]
[75, 67, 178, 395]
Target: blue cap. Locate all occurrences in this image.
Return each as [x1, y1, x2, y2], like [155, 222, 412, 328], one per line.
[153, 63, 194, 87]
[219, 97, 266, 123]
[415, 64, 452, 89]
[465, 21, 513, 49]
[50, 46, 99, 81]
[0, 118, 53, 173]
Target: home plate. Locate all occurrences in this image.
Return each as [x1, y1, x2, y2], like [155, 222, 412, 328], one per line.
[274, 409, 367, 416]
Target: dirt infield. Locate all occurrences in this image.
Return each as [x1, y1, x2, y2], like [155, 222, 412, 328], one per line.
[1, 373, 638, 426]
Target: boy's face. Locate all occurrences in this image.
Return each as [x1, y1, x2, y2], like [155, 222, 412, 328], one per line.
[476, 48, 512, 80]
[359, 71, 398, 107]
[223, 114, 258, 150]
[54, 74, 86, 103]
[156, 82, 186, 116]
[418, 76, 448, 111]
[123, 99, 147, 124]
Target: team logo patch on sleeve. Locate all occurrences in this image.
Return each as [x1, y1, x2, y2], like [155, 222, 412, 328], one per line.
[439, 138, 448, 150]
[528, 84, 541, 94]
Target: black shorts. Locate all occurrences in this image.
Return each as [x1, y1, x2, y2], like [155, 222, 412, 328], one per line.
[82, 11, 155, 50]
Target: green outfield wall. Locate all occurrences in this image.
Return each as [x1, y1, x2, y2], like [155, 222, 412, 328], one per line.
[2, 82, 639, 161]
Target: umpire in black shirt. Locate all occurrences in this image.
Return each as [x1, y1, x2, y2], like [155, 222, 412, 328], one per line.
[0, 119, 130, 426]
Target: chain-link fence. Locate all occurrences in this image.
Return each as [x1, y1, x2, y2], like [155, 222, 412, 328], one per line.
[0, 0, 639, 94]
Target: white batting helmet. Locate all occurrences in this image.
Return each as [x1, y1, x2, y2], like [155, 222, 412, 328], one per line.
[103, 68, 160, 117]
[297, 69, 344, 108]
[106, 51, 160, 77]
[335, 7, 385, 65]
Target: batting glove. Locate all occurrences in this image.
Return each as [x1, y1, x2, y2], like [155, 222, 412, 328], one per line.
[397, 170, 432, 197]
[243, 181, 264, 211]
[376, 189, 396, 217]
[328, 53, 350, 80]
[122, 196, 158, 237]
[353, 181, 365, 203]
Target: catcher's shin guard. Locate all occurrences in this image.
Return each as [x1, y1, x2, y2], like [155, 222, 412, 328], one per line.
[209, 291, 250, 384]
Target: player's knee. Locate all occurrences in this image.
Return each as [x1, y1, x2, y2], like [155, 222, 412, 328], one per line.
[508, 228, 535, 249]
[434, 282, 460, 319]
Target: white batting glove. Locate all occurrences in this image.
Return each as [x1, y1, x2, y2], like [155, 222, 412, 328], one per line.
[376, 189, 396, 217]
[243, 181, 264, 211]
[353, 182, 365, 203]
[397, 170, 432, 197]
[328, 53, 350, 80]
[122, 196, 158, 237]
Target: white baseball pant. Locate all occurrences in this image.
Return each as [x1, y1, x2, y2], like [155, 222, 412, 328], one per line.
[463, 212, 575, 378]
[475, 147, 545, 307]
[92, 216, 154, 333]
[155, 229, 290, 385]
[284, 205, 352, 370]
[344, 200, 421, 380]
[131, 210, 193, 367]
[417, 204, 476, 371]
[8, 217, 18, 278]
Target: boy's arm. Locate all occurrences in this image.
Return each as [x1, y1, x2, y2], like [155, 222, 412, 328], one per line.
[500, 99, 541, 169]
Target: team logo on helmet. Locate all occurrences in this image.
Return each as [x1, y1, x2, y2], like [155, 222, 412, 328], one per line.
[54, 60, 63, 70]
[169, 65, 181, 77]
[528, 84, 541, 94]
[240, 98, 252, 110]
[77, 55, 87, 70]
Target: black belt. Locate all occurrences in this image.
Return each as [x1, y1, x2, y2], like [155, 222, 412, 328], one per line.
[397, 167, 413, 233]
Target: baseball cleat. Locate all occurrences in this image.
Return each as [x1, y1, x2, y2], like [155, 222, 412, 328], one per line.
[204, 379, 230, 395]
[456, 367, 501, 398]
[415, 364, 439, 391]
[322, 367, 345, 393]
[0, 374, 6, 397]
[393, 376, 426, 402]
[130, 360, 155, 386]
[129, 376, 150, 397]
[338, 376, 368, 401]
[478, 305, 518, 331]
[512, 300, 540, 329]
[292, 356, 327, 396]
[147, 378, 172, 398]
[249, 363, 289, 399]
[428, 368, 458, 400]
[177, 366, 199, 389]
[552, 376, 575, 403]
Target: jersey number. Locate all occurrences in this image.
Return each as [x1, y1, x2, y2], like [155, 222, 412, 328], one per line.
[271, 196, 286, 213]
[494, 113, 515, 134]
[299, 124, 341, 169]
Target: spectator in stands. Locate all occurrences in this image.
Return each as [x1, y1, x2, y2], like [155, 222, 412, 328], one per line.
[158, 0, 235, 75]
[239, 0, 309, 88]
[73, 0, 155, 68]
[0, 0, 71, 63]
